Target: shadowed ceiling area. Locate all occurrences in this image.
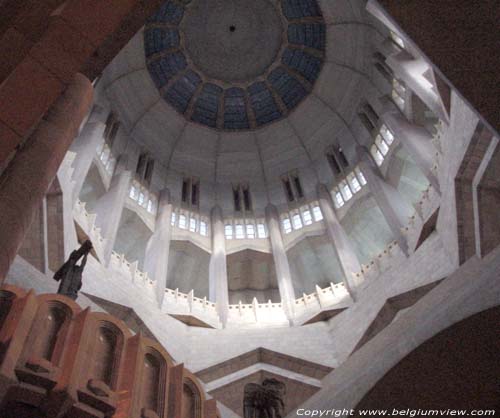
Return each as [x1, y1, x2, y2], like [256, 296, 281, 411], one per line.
[356, 307, 500, 412]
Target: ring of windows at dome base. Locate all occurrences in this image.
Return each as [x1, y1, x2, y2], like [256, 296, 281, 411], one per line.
[281, 202, 323, 234]
[171, 209, 209, 236]
[129, 180, 158, 215]
[224, 219, 267, 240]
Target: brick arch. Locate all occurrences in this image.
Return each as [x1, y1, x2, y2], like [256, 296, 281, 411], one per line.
[355, 307, 500, 412]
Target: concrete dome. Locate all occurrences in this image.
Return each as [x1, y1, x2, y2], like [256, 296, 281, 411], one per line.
[99, 0, 376, 207]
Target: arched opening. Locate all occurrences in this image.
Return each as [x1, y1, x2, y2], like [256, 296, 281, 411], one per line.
[141, 353, 161, 412]
[139, 349, 167, 417]
[182, 379, 202, 418]
[91, 326, 119, 387]
[25, 301, 72, 365]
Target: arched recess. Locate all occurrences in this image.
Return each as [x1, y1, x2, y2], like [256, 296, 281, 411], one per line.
[85, 316, 128, 391]
[227, 249, 279, 304]
[19, 294, 81, 369]
[182, 373, 205, 418]
[118, 337, 174, 418]
[138, 347, 168, 418]
[355, 307, 500, 412]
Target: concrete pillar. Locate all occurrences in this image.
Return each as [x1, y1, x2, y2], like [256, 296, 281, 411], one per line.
[208, 205, 229, 327]
[356, 146, 414, 256]
[381, 110, 440, 193]
[0, 73, 93, 283]
[143, 188, 172, 306]
[70, 105, 108, 204]
[317, 183, 361, 298]
[265, 204, 296, 321]
[93, 155, 132, 264]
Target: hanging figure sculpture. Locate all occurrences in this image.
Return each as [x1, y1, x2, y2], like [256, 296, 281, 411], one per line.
[243, 378, 286, 418]
[53, 240, 93, 300]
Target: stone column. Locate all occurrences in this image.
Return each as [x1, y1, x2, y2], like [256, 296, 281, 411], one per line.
[265, 204, 296, 321]
[93, 155, 132, 264]
[208, 205, 229, 327]
[317, 183, 361, 299]
[143, 189, 173, 306]
[381, 110, 440, 193]
[356, 146, 414, 256]
[0, 74, 93, 283]
[70, 105, 108, 204]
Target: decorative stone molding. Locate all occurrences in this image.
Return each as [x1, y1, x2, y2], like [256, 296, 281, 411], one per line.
[0, 285, 217, 418]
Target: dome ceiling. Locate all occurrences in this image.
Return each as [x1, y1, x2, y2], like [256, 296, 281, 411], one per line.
[144, 0, 326, 130]
[100, 0, 378, 184]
